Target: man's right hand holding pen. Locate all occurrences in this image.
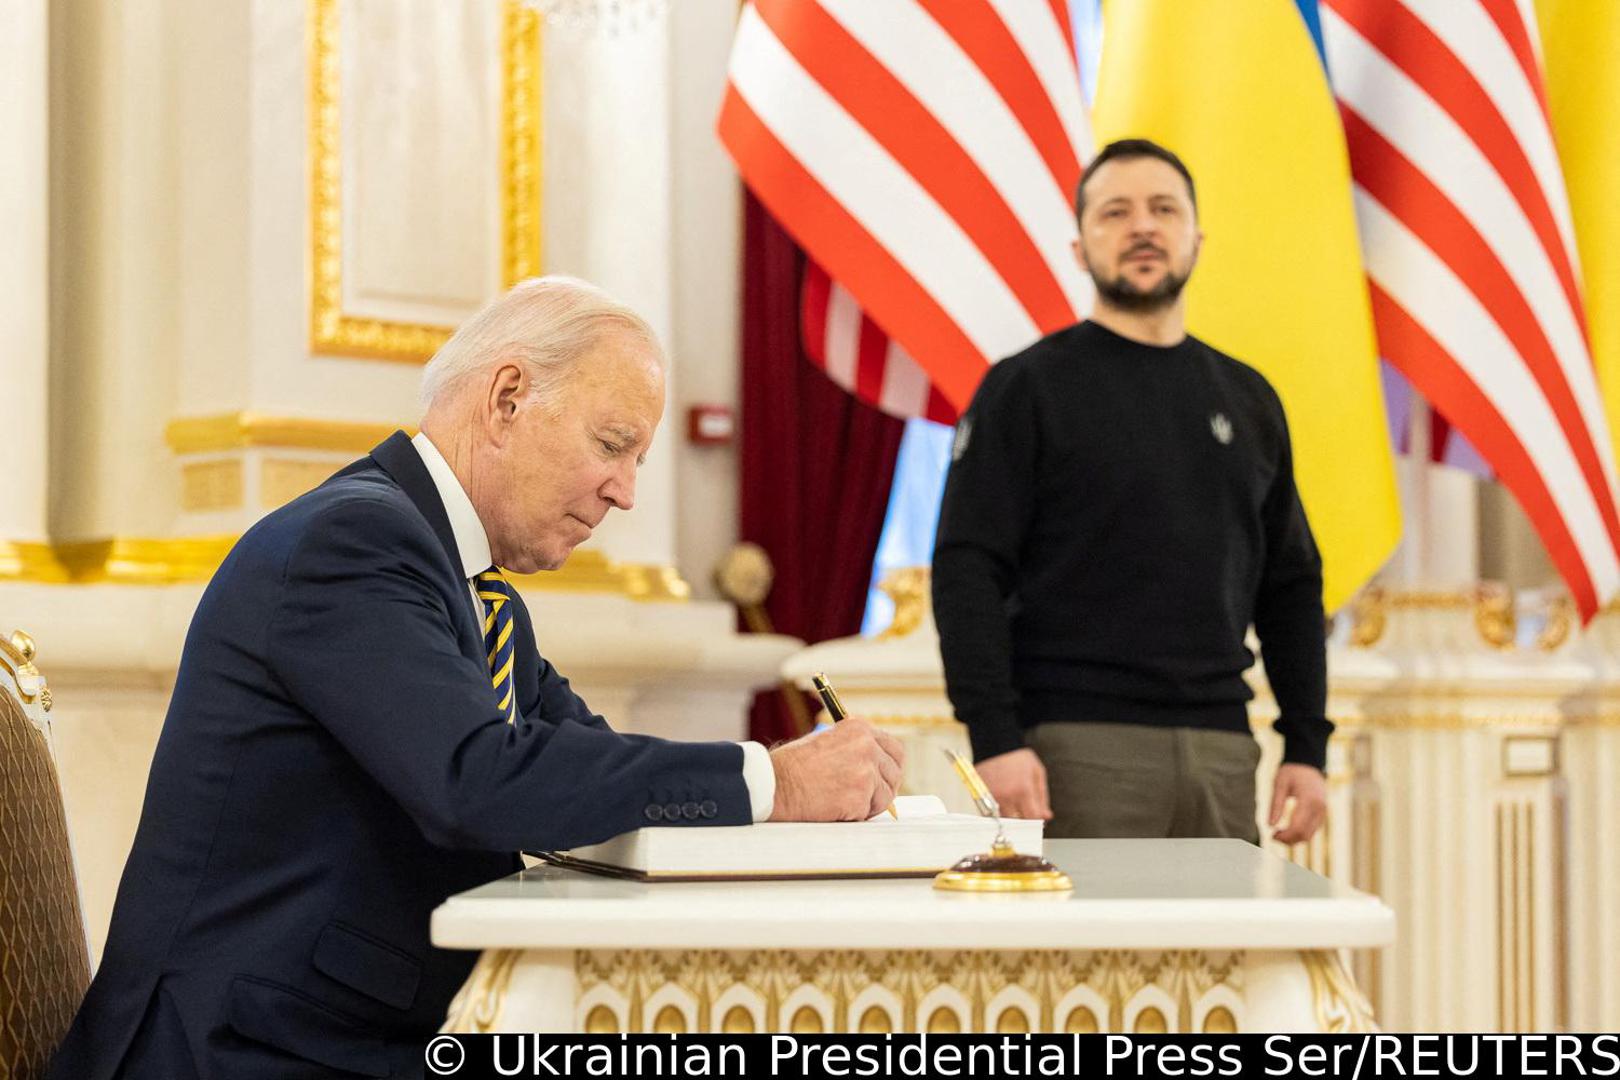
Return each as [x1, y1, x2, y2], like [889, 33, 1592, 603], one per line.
[768, 718, 906, 821]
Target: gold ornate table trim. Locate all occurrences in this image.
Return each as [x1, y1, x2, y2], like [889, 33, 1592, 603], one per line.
[443, 948, 1375, 1035]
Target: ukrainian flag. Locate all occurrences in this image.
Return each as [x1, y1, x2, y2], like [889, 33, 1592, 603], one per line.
[1091, 0, 1401, 612]
[1537, 0, 1620, 467]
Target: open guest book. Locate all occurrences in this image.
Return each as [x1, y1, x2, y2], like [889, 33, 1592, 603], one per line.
[530, 796, 1045, 882]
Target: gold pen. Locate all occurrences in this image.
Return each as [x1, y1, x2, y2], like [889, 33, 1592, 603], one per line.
[811, 672, 899, 818]
[944, 747, 1007, 846]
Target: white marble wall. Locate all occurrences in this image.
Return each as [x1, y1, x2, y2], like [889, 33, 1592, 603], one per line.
[0, 0, 49, 543]
[669, 0, 746, 598]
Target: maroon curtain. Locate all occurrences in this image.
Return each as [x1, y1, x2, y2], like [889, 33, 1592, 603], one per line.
[739, 192, 905, 746]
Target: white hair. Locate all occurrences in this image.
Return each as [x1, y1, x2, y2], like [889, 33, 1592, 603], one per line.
[418, 275, 662, 414]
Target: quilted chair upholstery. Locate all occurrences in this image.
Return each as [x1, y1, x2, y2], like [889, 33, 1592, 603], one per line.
[0, 631, 89, 1080]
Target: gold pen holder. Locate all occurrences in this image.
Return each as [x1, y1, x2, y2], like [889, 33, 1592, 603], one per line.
[932, 837, 1073, 893]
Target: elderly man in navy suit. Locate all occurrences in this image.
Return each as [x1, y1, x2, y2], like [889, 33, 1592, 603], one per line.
[50, 276, 904, 1079]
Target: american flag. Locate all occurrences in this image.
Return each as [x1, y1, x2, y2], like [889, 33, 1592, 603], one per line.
[800, 260, 958, 424]
[719, 0, 1094, 421]
[1323, 0, 1620, 616]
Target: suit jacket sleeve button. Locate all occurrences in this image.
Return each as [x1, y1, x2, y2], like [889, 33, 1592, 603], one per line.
[681, 801, 701, 820]
[663, 802, 683, 821]
[700, 800, 718, 819]
[644, 804, 663, 822]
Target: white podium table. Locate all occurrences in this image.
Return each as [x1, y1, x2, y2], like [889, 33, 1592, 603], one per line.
[433, 838, 1392, 1035]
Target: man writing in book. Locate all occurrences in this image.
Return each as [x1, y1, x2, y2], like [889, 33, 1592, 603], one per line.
[52, 276, 904, 1080]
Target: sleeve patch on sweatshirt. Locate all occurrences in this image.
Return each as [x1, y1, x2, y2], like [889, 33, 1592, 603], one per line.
[952, 417, 974, 461]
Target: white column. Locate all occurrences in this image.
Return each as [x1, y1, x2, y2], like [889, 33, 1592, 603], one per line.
[543, 17, 677, 567]
[670, 0, 745, 598]
[47, 0, 184, 540]
[1389, 395, 1481, 588]
[1423, 465, 1480, 585]
[0, 0, 50, 542]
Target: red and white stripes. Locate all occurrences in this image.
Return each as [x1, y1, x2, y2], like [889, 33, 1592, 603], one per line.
[1323, 0, 1620, 615]
[720, 0, 1092, 420]
[801, 261, 958, 424]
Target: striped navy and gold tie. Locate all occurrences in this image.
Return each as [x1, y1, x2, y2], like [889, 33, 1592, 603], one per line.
[477, 568, 517, 723]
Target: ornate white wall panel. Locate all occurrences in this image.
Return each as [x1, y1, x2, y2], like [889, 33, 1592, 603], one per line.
[340, 0, 503, 328]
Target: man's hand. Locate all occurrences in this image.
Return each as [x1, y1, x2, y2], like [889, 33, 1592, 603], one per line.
[975, 748, 1052, 820]
[768, 718, 906, 821]
[1269, 763, 1327, 843]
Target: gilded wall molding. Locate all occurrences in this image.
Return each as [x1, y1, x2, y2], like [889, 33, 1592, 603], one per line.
[864, 714, 960, 731]
[1, 535, 688, 599]
[308, 0, 544, 363]
[1562, 713, 1620, 727]
[0, 542, 70, 584]
[502, 3, 543, 289]
[50, 538, 240, 585]
[1359, 712, 1564, 731]
[1346, 584, 1516, 650]
[166, 413, 410, 456]
[508, 550, 691, 603]
[1, 537, 239, 586]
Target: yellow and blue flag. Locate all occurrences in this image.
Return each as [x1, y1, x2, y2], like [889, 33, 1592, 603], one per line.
[1538, 0, 1620, 467]
[1091, 0, 1402, 612]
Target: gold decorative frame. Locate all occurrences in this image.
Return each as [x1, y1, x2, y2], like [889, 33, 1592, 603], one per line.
[308, 0, 543, 362]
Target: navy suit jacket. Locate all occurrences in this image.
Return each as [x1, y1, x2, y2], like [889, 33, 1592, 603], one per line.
[50, 432, 752, 1079]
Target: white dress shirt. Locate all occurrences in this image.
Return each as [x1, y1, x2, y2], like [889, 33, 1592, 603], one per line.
[409, 433, 776, 821]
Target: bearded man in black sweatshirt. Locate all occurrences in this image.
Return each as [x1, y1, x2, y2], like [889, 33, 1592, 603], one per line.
[932, 138, 1328, 845]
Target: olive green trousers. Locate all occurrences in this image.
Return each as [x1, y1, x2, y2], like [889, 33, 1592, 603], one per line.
[1025, 721, 1261, 843]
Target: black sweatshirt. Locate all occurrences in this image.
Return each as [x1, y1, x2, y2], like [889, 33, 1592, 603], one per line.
[931, 320, 1331, 770]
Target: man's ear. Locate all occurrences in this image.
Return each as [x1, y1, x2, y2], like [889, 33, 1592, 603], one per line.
[1072, 236, 1091, 275]
[485, 362, 527, 445]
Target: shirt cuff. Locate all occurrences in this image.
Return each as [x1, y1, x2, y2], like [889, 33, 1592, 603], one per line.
[1276, 716, 1333, 772]
[964, 714, 1026, 762]
[739, 740, 776, 822]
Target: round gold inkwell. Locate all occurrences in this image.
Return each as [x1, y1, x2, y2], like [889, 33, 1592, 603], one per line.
[933, 749, 1072, 893]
